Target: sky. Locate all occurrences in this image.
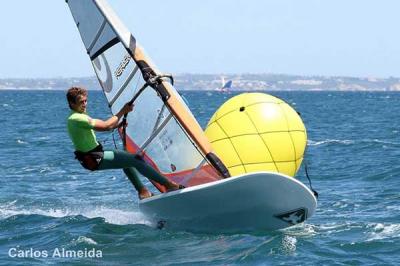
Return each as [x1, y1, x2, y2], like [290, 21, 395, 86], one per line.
[1, 0, 399, 79]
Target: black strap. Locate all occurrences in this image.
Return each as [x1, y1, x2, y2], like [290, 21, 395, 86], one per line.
[206, 153, 230, 178]
[304, 162, 319, 198]
[122, 116, 128, 149]
[74, 144, 104, 171]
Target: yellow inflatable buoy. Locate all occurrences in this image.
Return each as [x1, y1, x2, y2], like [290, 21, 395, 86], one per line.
[205, 93, 307, 177]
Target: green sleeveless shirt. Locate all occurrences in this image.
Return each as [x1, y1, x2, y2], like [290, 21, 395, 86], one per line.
[67, 111, 98, 152]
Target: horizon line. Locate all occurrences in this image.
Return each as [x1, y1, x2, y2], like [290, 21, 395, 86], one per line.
[1, 72, 399, 80]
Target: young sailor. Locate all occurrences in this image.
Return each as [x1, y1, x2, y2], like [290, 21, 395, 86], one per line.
[66, 86, 182, 199]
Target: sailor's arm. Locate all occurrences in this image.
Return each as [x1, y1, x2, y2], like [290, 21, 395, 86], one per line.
[92, 103, 133, 131]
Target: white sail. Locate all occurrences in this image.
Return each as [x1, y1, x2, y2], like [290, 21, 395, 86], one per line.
[66, 0, 230, 191]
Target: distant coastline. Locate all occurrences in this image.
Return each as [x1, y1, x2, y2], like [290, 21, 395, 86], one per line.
[1, 73, 400, 91]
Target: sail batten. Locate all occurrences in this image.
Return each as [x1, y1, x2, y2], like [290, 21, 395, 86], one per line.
[140, 113, 173, 153]
[92, 0, 133, 51]
[67, 0, 229, 190]
[152, 105, 168, 133]
[90, 37, 119, 60]
[109, 65, 139, 106]
[87, 18, 107, 53]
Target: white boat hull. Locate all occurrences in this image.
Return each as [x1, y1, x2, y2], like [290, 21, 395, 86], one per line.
[139, 172, 317, 233]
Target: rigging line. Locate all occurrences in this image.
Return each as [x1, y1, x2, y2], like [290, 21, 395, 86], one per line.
[304, 161, 319, 198]
[112, 129, 119, 149]
[303, 145, 318, 198]
[98, 129, 119, 149]
[122, 82, 151, 149]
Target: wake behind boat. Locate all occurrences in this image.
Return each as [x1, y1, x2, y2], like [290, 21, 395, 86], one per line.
[66, 0, 317, 233]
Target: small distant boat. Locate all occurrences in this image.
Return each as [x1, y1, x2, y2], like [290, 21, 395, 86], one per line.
[215, 76, 232, 93]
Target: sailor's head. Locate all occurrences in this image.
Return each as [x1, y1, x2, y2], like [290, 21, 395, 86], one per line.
[67, 86, 88, 113]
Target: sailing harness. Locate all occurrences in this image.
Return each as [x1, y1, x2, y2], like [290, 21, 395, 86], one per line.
[74, 143, 104, 171]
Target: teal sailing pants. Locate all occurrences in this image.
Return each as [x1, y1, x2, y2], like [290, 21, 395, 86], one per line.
[98, 150, 169, 191]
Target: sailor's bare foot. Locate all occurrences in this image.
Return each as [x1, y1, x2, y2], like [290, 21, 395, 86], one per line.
[166, 182, 185, 192]
[139, 188, 153, 200]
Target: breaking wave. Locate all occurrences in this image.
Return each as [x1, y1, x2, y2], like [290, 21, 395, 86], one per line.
[0, 201, 150, 226]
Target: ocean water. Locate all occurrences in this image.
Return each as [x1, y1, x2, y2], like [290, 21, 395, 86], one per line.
[0, 90, 399, 265]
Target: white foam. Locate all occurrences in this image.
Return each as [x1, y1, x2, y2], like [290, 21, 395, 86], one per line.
[367, 139, 400, 145]
[35, 136, 50, 140]
[308, 138, 400, 147]
[333, 200, 349, 209]
[82, 206, 150, 226]
[0, 202, 151, 226]
[0, 206, 71, 219]
[317, 222, 363, 235]
[386, 205, 400, 211]
[308, 139, 354, 146]
[281, 235, 297, 253]
[74, 236, 98, 245]
[366, 223, 400, 241]
[39, 167, 51, 173]
[281, 223, 317, 237]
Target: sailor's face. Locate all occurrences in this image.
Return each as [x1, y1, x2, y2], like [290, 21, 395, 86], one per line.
[72, 95, 87, 113]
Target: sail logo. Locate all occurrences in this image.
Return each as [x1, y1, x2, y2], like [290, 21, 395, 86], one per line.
[275, 208, 307, 225]
[93, 54, 113, 93]
[115, 54, 131, 79]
